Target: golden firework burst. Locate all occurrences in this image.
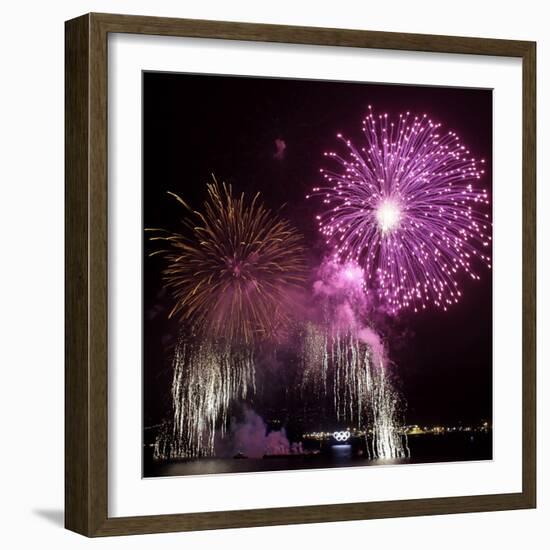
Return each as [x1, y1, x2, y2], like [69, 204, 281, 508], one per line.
[148, 178, 307, 345]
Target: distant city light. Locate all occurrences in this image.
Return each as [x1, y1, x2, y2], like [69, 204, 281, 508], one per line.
[302, 422, 490, 441]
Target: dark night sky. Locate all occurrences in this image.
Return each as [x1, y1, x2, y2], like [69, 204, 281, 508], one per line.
[143, 72, 493, 430]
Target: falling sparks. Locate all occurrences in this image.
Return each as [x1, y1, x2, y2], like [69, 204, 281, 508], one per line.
[301, 323, 408, 459]
[157, 337, 255, 458]
[310, 106, 491, 314]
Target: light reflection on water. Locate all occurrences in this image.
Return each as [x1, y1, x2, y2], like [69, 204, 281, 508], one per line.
[147, 454, 410, 478]
[144, 433, 492, 478]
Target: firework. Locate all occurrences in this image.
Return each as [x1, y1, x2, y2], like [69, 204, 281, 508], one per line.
[301, 322, 408, 459]
[309, 106, 491, 314]
[301, 261, 408, 459]
[150, 179, 306, 457]
[149, 179, 307, 344]
[369, 360, 409, 459]
[154, 337, 254, 459]
[169, 337, 255, 457]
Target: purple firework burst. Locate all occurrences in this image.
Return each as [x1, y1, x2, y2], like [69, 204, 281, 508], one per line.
[309, 106, 491, 314]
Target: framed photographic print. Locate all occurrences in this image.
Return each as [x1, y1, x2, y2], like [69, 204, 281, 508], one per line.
[65, 13, 536, 536]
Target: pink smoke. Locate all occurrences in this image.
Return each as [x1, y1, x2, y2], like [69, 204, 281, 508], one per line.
[273, 138, 286, 160]
[313, 260, 365, 298]
[229, 409, 302, 458]
[358, 326, 386, 364]
[312, 258, 387, 362]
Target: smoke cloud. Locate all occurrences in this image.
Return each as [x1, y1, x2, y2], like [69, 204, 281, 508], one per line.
[358, 326, 385, 363]
[273, 138, 286, 160]
[221, 408, 303, 458]
[312, 257, 387, 362]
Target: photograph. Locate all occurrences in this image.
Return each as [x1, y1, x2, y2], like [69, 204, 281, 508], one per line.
[142, 72, 493, 478]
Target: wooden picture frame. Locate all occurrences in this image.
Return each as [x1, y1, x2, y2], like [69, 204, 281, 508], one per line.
[65, 12, 536, 537]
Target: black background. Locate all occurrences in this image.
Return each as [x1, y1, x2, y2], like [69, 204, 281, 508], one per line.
[143, 72, 493, 431]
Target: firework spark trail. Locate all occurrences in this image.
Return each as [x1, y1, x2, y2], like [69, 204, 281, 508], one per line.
[148, 179, 307, 345]
[155, 337, 255, 458]
[309, 106, 491, 314]
[332, 330, 369, 422]
[369, 361, 409, 459]
[301, 322, 329, 396]
[301, 322, 408, 459]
